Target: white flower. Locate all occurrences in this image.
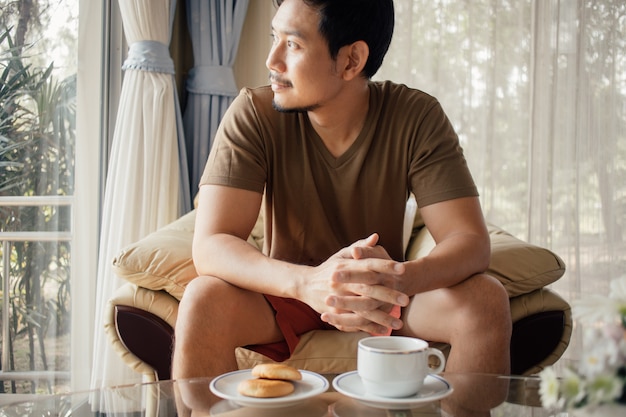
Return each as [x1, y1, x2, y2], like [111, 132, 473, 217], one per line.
[561, 368, 586, 408]
[539, 367, 564, 409]
[610, 277, 626, 316]
[580, 332, 606, 376]
[580, 327, 623, 378]
[585, 373, 624, 406]
[573, 295, 619, 326]
[609, 276, 626, 300]
[602, 324, 626, 368]
[540, 277, 626, 411]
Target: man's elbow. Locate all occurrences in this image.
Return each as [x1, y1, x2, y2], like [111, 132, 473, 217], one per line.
[476, 234, 491, 272]
[192, 234, 219, 276]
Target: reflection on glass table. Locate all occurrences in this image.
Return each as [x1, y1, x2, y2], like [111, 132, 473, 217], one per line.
[0, 372, 554, 417]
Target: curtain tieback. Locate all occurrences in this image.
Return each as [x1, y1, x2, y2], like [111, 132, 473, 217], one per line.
[122, 40, 175, 74]
[186, 65, 238, 97]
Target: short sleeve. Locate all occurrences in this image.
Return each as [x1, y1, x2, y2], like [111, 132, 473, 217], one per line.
[199, 88, 268, 194]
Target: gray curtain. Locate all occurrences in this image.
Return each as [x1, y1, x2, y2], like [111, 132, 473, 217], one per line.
[183, 0, 250, 197]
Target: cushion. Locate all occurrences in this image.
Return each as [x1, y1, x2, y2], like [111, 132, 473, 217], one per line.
[112, 210, 264, 300]
[235, 330, 366, 373]
[406, 223, 566, 297]
[233, 287, 571, 374]
[113, 209, 565, 300]
[109, 282, 570, 376]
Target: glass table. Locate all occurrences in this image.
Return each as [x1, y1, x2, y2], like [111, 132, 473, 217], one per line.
[0, 373, 555, 417]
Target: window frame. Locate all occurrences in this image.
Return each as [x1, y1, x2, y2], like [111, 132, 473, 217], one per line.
[72, 0, 123, 391]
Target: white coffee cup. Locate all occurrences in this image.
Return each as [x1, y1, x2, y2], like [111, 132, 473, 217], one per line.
[357, 336, 446, 398]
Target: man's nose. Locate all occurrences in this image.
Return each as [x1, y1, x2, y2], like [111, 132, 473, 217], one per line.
[266, 44, 286, 73]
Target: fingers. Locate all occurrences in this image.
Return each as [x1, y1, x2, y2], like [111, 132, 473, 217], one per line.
[324, 288, 408, 334]
[336, 234, 380, 260]
[333, 258, 406, 286]
[352, 244, 391, 261]
[326, 293, 380, 311]
[314, 234, 409, 335]
[321, 307, 403, 334]
[357, 308, 403, 331]
[351, 233, 384, 259]
[327, 283, 409, 308]
[352, 233, 379, 248]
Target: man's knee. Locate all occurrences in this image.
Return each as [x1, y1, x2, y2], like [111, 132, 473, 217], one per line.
[177, 276, 239, 330]
[180, 275, 241, 307]
[461, 274, 511, 334]
[471, 273, 509, 303]
[181, 275, 222, 303]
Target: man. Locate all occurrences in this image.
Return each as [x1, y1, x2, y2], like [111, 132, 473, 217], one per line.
[172, 0, 511, 381]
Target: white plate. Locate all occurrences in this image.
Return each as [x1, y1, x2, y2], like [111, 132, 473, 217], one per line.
[332, 371, 453, 410]
[209, 369, 329, 408]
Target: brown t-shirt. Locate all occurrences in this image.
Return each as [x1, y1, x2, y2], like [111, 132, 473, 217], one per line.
[201, 81, 478, 263]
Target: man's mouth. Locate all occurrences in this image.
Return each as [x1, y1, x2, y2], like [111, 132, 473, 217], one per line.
[269, 74, 292, 90]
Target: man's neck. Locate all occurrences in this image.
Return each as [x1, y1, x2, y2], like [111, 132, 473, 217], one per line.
[307, 82, 371, 158]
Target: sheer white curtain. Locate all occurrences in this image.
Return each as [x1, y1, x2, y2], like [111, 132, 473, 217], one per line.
[378, 0, 626, 363]
[90, 0, 188, 392]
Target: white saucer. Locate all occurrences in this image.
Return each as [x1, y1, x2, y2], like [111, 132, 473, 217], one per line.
[210, 369, 329, 408]
[332, 371, 453, 410]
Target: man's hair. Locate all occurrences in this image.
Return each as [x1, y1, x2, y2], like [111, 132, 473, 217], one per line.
[275, 0, 394, 78]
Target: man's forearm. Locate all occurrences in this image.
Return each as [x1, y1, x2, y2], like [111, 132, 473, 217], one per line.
[192, 233, 306, 300]
[403, 232, 490, 296]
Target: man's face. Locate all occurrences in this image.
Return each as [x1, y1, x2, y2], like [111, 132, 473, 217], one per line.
[266, 0, 344, 113]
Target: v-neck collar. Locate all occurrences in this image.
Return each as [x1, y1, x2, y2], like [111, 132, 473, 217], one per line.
[304, 83, 379, 169]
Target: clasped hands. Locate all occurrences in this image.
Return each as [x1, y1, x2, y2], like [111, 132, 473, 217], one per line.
[306, 233, 410, 335]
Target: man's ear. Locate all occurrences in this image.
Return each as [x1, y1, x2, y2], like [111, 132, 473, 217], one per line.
[340, 40, 369, 80]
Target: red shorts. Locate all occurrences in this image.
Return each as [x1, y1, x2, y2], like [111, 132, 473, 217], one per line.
[245, 295, 335, 362]
[244, 296, 402, 362]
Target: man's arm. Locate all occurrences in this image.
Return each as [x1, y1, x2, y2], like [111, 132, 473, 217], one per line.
[193, 184, 407, 333]
[322, 196, 490, 329]
[401, 196, 490, 296]
[193, 184, 300, 299]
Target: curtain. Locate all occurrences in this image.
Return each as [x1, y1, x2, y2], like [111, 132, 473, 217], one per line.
[378, 0, 626, 363]
[183, 0, 249, 197]
[90, 0, 190, 393]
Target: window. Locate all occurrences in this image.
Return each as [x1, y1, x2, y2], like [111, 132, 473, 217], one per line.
[0, 0, 106, 395]
[377, 0, 626, 354]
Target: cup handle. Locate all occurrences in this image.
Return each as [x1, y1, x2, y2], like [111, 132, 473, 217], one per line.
[426, 348, 446, 374]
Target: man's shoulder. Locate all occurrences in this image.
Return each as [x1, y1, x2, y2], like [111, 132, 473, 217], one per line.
[371, 80, 437, 103]
[236, 85, 274, 108]
[370, 80, 443, 121]
[225, 85, 284, 125]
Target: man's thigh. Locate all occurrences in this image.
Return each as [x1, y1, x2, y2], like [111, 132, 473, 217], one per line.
[394, 274, 508, 343]
[178, 276, 284, 347]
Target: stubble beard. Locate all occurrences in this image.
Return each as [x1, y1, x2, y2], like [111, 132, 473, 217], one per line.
[272, 99, 320, 114]
[269, 73, 320, 113]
